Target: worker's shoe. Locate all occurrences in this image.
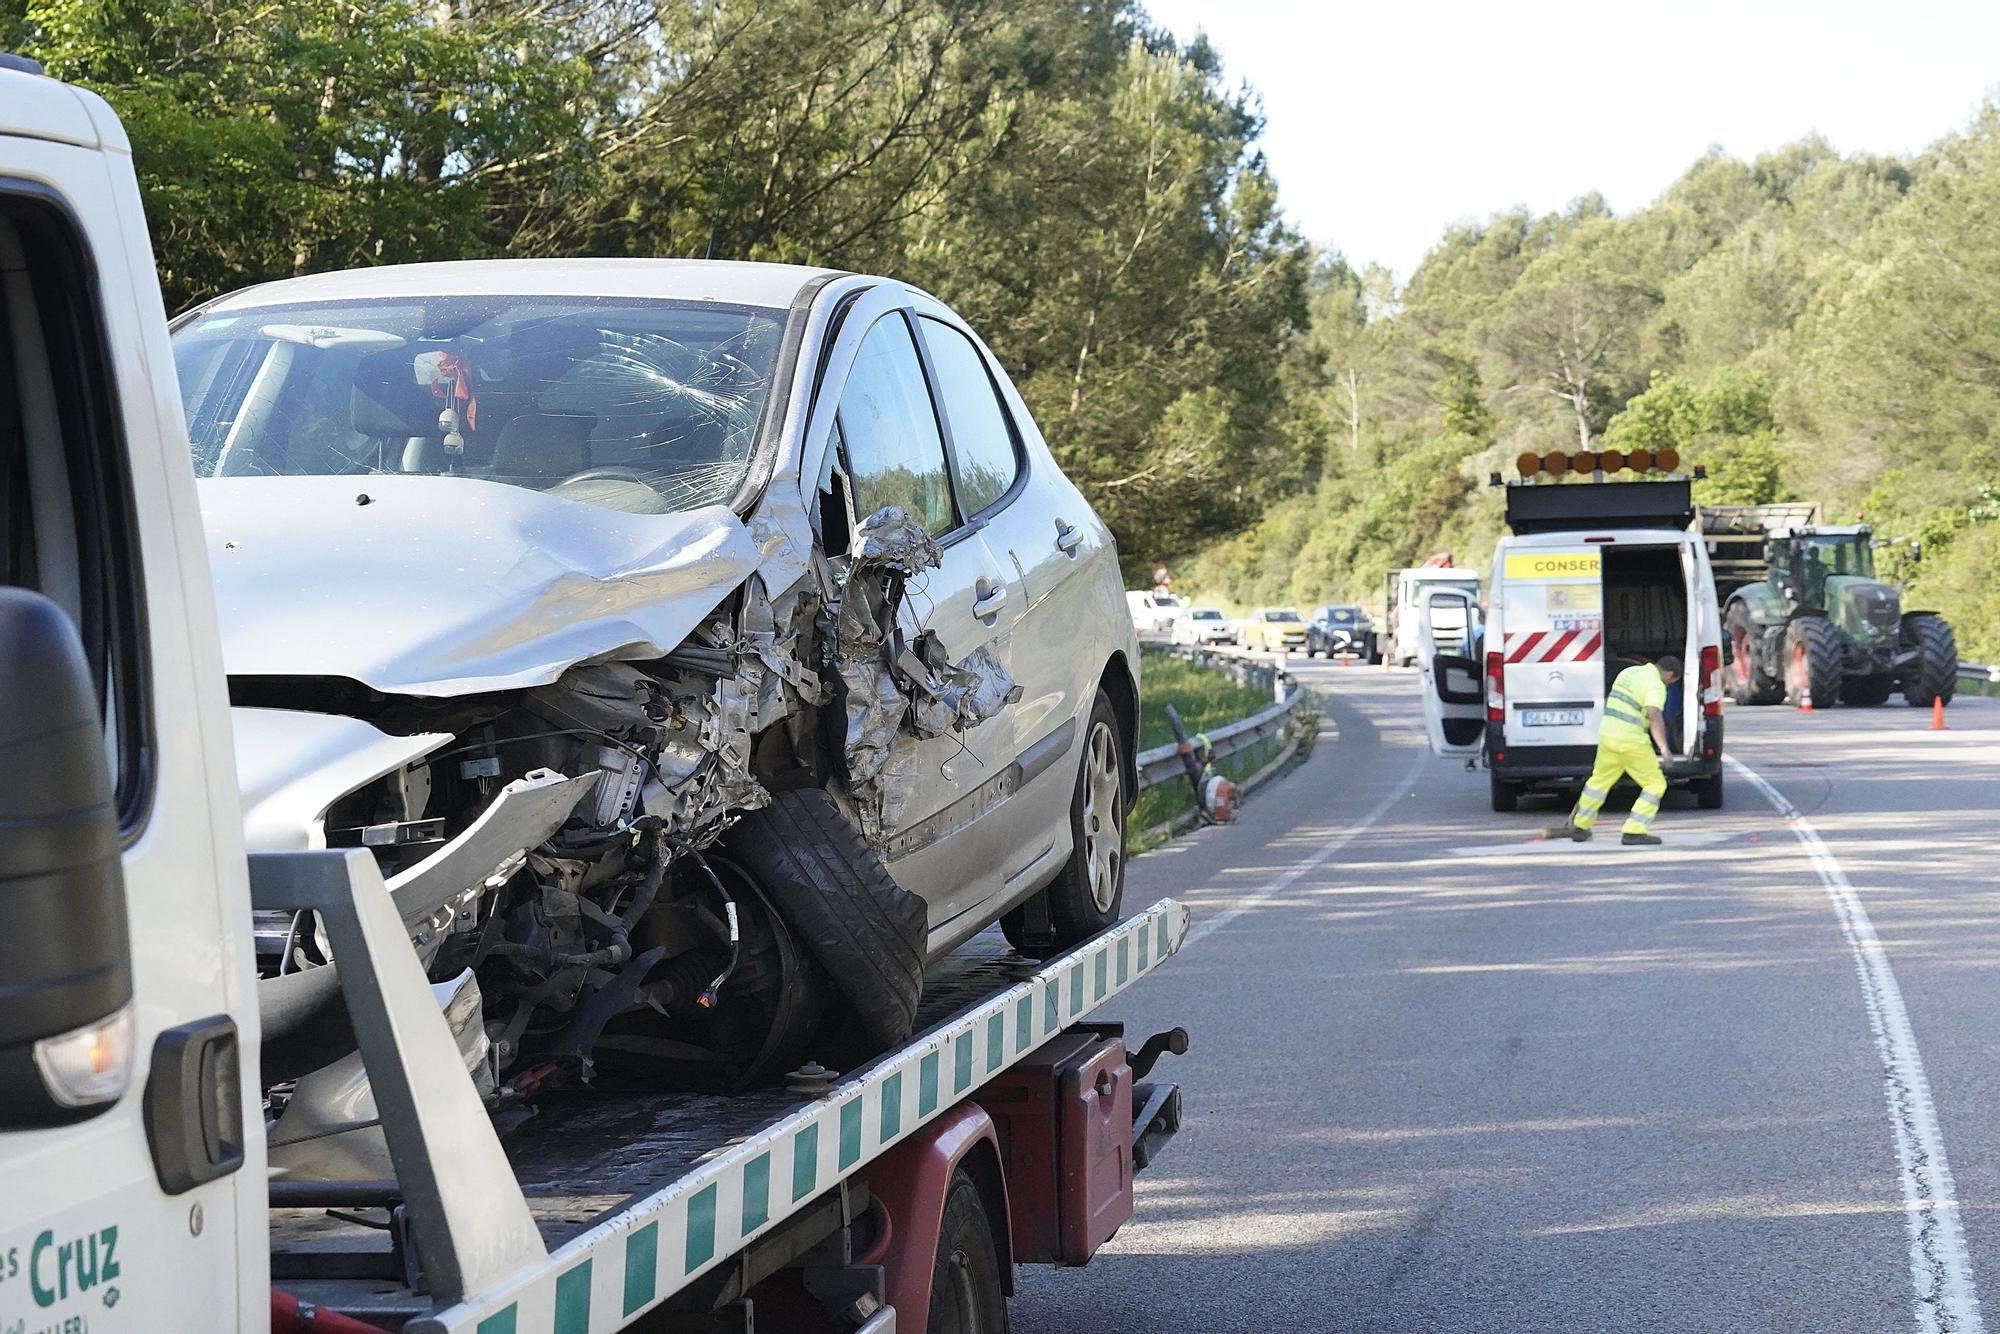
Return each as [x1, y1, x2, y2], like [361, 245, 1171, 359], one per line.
[1621, 832, 1663, 847]
[1543, 821, 1591, 842]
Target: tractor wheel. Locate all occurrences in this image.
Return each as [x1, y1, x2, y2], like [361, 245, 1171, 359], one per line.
[1724, 602, 1783, 705]
[1902, 613, 1958, 707]
[1784, 616, 1844, 709]
[1840, 674, 1894, 706]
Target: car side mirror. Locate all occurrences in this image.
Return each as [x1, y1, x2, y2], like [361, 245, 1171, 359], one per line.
[0, 588, 135, 1127]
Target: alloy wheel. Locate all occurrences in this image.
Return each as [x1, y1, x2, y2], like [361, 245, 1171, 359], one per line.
[1082, 719, 1124, 913]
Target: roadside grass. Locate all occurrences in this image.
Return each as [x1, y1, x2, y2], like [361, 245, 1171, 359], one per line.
[1135, 644, 1272, 749]
[1127, 644, 1300, 851]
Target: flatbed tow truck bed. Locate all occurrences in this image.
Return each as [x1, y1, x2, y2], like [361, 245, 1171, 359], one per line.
[259, 857, 1192, 1333]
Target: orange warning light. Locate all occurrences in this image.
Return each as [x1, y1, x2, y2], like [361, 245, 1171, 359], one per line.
[1627, 447, 1654, 472]
[1542, 451, 1569, 476]
[1600, 449, 1625, 472]
[1516, 452, 1542, 476]
[1656, 447, 1680, 472]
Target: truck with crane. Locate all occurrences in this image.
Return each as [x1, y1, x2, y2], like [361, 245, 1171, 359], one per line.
[0, 58, 1190, 1334]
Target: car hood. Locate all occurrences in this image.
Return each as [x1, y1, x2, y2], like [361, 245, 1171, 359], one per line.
[199, 476, 763, 696]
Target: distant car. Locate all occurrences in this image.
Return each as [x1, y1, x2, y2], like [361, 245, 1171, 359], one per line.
[1307, 604, 1375, 659]
[1240, 607, 1308, 653]
[1172, 606, 1238, 646]
[1126, 589, 1185, 634]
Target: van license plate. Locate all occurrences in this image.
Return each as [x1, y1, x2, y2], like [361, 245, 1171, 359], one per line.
[1521, 709, 1586, 727]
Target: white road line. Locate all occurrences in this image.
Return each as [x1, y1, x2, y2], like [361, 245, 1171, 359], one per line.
[1729, 754, 1984, 1334]
[1182, 743, 1428, 948]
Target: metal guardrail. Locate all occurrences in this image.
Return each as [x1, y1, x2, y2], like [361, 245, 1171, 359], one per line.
[1134, 646, 1307, 793]
[1958, 660, 1999, 687]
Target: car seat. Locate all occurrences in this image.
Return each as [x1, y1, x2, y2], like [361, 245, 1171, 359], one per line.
[486, 412, 595, 488]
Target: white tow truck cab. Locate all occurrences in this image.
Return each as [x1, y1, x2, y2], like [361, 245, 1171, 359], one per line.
[1383, 565, 1481, 666]
[1, 62, 1190, 1334]
[1419, 478, 1726, 813]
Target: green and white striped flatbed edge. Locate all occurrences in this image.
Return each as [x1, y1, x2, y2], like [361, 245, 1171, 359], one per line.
[410, 897, 1191, 1334]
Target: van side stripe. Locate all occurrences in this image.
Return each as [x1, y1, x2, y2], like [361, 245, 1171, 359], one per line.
[1506, 631, 1545, 663]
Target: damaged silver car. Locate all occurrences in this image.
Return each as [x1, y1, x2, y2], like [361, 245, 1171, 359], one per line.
[170, 260, 1139, 1155]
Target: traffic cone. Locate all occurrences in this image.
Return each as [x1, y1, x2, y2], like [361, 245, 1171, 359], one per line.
[1799, 682, 1814, 713]
[1931, 697, 1947, 731]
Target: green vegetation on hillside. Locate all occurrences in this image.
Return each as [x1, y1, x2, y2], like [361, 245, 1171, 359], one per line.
[1189, 129, 2000, 660]
[0, 0, 1308, 574]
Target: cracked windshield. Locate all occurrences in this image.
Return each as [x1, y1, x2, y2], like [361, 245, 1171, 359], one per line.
[173, 297, 783, 513]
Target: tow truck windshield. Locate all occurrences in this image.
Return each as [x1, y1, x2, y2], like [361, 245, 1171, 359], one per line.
[172, 295, 785, 514]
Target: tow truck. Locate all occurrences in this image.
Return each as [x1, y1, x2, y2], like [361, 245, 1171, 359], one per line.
[0, 60, 1190, 1334]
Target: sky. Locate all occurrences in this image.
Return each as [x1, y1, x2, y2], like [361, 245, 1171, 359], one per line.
[1143, 0, 2000, 279]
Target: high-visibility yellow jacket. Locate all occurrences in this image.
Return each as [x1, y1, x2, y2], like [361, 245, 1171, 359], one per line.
[1601, 662, 1666, 742]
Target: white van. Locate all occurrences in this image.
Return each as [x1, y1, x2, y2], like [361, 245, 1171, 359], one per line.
[1418, 480, 1725, 812]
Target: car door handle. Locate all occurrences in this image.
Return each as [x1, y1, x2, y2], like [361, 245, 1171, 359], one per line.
[972, 579, 1008, 619]
[1055, 520, 1084, 554]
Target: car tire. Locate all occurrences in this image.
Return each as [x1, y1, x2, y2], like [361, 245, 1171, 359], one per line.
[1489, 771, 1519, 813]
[926, 1169, 1008, 1334]
[1047, 691, 1129, 947]
[724, 788, 927, 1050]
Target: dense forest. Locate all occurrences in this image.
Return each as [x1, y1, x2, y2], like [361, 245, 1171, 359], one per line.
[1, 0, 1309, 564]
[4, 0, 1996, 656]
[1194, 124, 2000, 660]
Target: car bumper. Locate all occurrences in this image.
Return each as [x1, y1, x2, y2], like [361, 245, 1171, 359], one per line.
[1485, 719, 1724, 787]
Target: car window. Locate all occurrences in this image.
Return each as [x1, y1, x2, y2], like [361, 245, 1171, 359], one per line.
[0, 194, 149, 827]
[173, 295, 784, 515]
[918, 317, 1019, 516]
[839, 314, 955, 536]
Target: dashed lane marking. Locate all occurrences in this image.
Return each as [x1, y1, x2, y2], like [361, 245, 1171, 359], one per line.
[1729, 754, 1983, 1334]
[1182, 743, 1429, 948]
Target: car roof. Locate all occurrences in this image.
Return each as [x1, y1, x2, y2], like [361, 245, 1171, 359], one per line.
[200, 258, 847, 315]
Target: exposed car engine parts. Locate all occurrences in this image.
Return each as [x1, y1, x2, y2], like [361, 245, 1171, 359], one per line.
[253, 499, 1027, 1169]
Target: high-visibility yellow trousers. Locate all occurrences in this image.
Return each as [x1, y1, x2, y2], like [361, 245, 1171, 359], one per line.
[1570, 732, 1667, 836]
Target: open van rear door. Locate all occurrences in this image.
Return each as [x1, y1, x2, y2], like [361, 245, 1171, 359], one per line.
[1417, 588, 1485, 757]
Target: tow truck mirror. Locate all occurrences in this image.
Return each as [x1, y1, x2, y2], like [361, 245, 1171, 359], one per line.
[0, 588, 135, 1127]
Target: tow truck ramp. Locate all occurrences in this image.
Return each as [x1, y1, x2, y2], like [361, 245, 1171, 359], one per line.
[256, 845, 1190, 1333]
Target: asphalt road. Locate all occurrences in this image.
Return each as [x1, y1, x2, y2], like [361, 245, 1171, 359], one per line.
[1012, 658, 2000, 1333]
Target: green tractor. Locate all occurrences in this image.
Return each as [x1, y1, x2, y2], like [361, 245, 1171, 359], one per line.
[1703, 506, 1957, 708]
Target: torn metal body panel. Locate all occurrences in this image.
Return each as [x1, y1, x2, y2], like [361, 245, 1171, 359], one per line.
[387, 769, 598, 936]
[832, 507, 1022, 841]
[233, 707, 452, 851]
[171, 261, 1136, 1116]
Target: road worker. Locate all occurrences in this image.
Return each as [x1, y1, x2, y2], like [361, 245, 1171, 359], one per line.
[1550, 654, 1682, 847]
